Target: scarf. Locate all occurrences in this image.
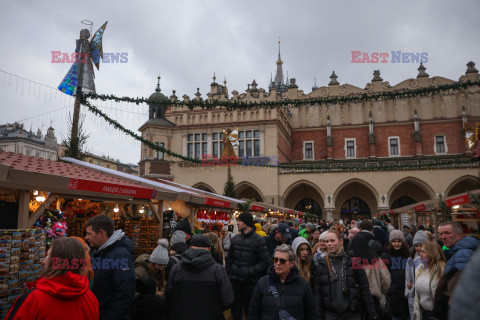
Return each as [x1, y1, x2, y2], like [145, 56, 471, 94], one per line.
[326, 251, 348, 293]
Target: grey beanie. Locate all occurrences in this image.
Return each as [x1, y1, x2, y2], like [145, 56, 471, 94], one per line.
[389, 230, 405, 242]
[149, 239, 169, 265]
[306, 222, 315, 229]
[413, 230, 428, 246]
[170, 230, 186, 247]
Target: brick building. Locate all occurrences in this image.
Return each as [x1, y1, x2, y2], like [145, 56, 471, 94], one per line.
[138, 46, 480, 221]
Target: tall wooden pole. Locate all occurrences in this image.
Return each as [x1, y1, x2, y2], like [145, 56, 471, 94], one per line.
[70, 29, 90, 159]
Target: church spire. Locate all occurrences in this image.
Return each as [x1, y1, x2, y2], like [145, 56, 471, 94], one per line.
[273, 40, 285, 88]
[156, 76, 161, 92]
[277, 40, 282, 64]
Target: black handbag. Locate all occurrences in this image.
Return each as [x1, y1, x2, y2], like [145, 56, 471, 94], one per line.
[267, 277, 297, 320]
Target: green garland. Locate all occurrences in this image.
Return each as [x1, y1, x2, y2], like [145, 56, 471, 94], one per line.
[81, 99, 477, 171]
[82, 99, 201, 163]
[84, 80, 480, 110]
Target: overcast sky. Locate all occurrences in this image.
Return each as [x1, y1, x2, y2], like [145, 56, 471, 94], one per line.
[1, 0, 479, 164]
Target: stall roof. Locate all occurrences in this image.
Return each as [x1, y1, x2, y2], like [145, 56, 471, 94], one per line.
[249, 201, 306, 216]
[379, 190, 480, 215]
[62, 157, 230, 206]
[0, 151, 173, 201]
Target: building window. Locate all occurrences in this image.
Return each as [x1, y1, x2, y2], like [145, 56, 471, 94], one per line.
[303, 141, 314, 160]
[434, 135, 447, 154]
[388, 137, 400, 156]
[187, 133, 207, 159]
[238, 130, 260, 158]
[155, 142, 165, 159]
[212, 132, 224, 158]
[345, 139, 356, 158]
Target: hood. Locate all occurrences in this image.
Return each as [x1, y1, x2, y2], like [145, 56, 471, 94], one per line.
[292, 236, 310, 255]
[181, 248, 215, 270]
[360, 230, 375, 240]
[34, 272, 89, 300]
[453, 237, 480, 252]
[98, 229, 129, 253]
[134, 253, 150, 268]
[267, 264, 299, 283]
[255, 223, 262, 231]
[172, 242, 189, 254]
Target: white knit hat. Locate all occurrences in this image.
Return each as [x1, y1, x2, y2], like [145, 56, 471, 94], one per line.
[149, 239, 169, 265]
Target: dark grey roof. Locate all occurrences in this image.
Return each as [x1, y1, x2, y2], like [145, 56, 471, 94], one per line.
[143, 118, 176, 127]
[149, 90, 168, 102]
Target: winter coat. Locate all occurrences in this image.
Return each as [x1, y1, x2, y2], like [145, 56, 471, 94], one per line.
[314, 252, 377, 320]
[405, 254, 422, 320]
[222, 231, 234, 257]
[373, 226, 388, 247]
[255, 223, 267, 237]
[381, 249, 410, 318]
[266, 229, 293, 257]
[165, 248, 234, 320]
[5, 271, 99, 320]
[130, 293, 167, 320]
[353, 231, 385, 257]
[226, 228, 271, 284]
[449, 246, 480, 320]
[247, 265, 318, 320]
[165, 242, 188, 281]
[89, 230, 135, 320]
[413, 264, 439, 319]
[362, 259, 391, 300]
[290, 227, 299, 240]
[443, 236, 479, 273]
[427, 268, 460, 320]
[135, 254, 164, 288]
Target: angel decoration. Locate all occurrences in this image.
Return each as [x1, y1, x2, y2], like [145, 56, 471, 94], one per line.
[465, 123, 480, 160]
[58, 21, 108, 96]
[221, 128, 238, 160]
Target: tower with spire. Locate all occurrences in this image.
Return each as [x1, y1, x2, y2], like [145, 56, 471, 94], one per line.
[269, 41, 288, 93]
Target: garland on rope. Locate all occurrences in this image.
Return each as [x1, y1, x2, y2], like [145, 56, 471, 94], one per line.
[81, 99, 478, 171]
[82, 99, 201, 163]
[84, 80, 480, 110]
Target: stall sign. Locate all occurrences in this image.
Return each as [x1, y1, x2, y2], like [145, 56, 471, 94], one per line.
[67, 178, 157, 199]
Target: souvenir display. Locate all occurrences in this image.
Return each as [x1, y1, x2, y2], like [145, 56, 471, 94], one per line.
[0, 229, 46, 319]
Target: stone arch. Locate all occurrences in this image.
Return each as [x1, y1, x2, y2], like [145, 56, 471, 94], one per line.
[333, 179, 379, 220]
[235, 181, 264, 202]
[282, 180, 325, 218]
[192, 182, 216, 194]
[445, 175, 478, 196]
[387, 177, 435, 207]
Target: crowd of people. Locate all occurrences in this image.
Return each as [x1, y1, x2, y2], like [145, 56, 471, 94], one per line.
[4, 213, 480, 320]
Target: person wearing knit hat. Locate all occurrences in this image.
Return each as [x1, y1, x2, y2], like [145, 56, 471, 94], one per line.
[135, 239, 169, 290]
[237, 211, 255, 228]
[226, 211, 270, 320]
[389, 229, 405, 243]
[170, 230, 186, 247]
[405, 230, 428, 319]
[166, 232, 189, 281]
[312, 231, 329, 265]
[381, 229, 410, 320]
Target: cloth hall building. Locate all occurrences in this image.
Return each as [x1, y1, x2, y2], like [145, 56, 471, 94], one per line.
[138, 49, 480, 221]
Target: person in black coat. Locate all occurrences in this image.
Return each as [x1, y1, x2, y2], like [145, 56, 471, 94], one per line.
[314, 229, 377, 320]
[130, 278, 167, 320]
[354, 220, 385, 257]
[247, 244, 318, 320]
[85, 215, 135, 320]
[380, 230, 410, 320]
[165, 235, 234, 320]
[226, 212, 271, 320]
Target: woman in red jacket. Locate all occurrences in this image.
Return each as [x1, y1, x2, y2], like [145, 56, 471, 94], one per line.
[5, 237, 99, 320]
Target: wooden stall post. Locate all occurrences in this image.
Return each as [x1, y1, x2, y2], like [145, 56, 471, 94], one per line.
[17, 190, 30, 229]
[148, 200, 163, 238]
